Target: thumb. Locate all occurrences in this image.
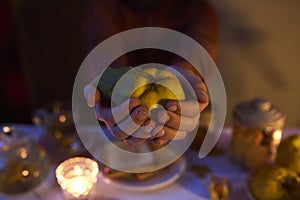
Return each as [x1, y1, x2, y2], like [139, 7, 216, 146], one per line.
[83, 84, 100, 107]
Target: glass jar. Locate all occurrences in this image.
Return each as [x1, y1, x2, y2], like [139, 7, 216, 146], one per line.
[32, 101, 86, 162]
[229, 98, 286, 170]
[32, 100, 75, 137]
[0, 126, 49, 195]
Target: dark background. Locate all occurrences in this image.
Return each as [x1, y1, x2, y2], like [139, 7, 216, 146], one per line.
[0, 0, 87, 122]
[1, 0, 300, 126]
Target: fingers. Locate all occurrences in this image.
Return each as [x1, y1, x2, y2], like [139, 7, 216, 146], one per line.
[165, 101, 200, 117]
[124, 136, 148, 146]
[121, 120, 157, 145]
[96, 98, 141, 125]
[156, 109, 199, 132]
[131, 119, 157, 138]
[110, 98, 141, 124]
[152, 138, 168, 146]
[84, 84, 100, 107]
[109, 105, 150, 140]
[152, 125, 187, 141]
[151, 124, 188, 146]
[169, 66, 209, 105]
[191, 77, 209, 104]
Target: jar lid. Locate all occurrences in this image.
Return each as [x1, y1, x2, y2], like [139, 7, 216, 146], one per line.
[233, 98, 286, 129]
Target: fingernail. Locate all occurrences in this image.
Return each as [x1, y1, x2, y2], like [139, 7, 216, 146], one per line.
[88, 94, 95, 107]
[168, 105, 177, 112]
[137, 110, 148, 120]
[157, 111, 169, 123]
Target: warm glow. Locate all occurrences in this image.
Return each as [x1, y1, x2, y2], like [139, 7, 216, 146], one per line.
[22, 170, 29, 177]
[32, 116, 42, 125]
[19, 148, 28, 159]
[74, 165, 83, 175]
[2, 145, 9, 151]
[33, 171, 40, 177]
[273, 130, 282, 142]
[59, 115, 67, 123]
[55, 157, 99, 198]
[3, 126, 10, 133]
[54, 131, 62, 139]
[103, 177, 112, 184]
[69, 177, 90, 197]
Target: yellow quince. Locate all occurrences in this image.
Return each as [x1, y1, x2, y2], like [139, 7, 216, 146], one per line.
[131, 67, 185, 109]
[99, 67, 185, 109]
[251, 164, 299, 200]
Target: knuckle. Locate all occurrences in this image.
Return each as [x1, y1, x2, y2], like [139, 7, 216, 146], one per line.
[131, 107, 149, 123]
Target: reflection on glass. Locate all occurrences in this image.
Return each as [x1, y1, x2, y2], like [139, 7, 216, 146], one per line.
[0, 126, 49, 195]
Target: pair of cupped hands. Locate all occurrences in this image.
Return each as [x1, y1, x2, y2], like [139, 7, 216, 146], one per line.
[84, 67, 209, 146]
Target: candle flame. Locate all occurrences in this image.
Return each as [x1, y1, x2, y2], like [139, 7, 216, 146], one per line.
[55, 157, 99, 198]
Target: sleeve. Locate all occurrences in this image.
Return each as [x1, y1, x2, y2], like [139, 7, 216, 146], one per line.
[171, 0, 219, 78]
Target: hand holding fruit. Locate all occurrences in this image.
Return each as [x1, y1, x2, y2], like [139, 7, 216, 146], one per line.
[150, 66, 209, 146]
[83, 66, 209, 146]
[84, 82, 150, 145]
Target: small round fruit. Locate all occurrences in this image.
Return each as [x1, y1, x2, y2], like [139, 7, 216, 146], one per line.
[276, 134, 300, 166]
[132, 84, 178, 109]
[284, 157, 300, 175]
[250, 165, 294, 200]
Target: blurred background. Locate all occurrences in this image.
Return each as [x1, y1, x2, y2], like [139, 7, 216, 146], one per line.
[1, 0, 300, 126]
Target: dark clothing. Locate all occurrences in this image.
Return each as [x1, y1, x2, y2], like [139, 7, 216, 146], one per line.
[83, 0, 218, 69]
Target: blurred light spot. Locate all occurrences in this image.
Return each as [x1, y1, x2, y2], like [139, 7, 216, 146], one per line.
[3, 126, 10, 133]
[19, 148, 28, 159]
[54, 131, 62, 139]
[22, 170, 29, 177]
[33, 171, 40, 177]
[59, 115, 67, 123]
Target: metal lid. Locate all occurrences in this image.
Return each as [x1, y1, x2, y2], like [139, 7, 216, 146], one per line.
[233, 97, 286, 129]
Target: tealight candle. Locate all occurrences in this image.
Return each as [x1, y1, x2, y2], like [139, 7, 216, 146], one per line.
[55, 157, 99, 199]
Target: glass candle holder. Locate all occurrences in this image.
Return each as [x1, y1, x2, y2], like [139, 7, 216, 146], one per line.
[55, 157, 99, 199]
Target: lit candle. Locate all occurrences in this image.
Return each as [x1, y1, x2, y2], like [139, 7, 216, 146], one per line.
[55, 157, 99, 199]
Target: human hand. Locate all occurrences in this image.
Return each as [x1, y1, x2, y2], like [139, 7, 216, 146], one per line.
[83, 66, 208, 147]
[150, 66, 209, 146]
[84, 83, 154, 145]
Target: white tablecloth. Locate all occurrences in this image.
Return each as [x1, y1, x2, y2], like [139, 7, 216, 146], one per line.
[0, 125, 298, 200]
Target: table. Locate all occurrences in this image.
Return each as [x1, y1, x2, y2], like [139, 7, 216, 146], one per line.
[0, 125, 298, 200]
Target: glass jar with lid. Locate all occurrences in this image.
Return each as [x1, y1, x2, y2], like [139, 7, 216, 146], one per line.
[229, 98, 286, 170]
[0, 126, 49, 195]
